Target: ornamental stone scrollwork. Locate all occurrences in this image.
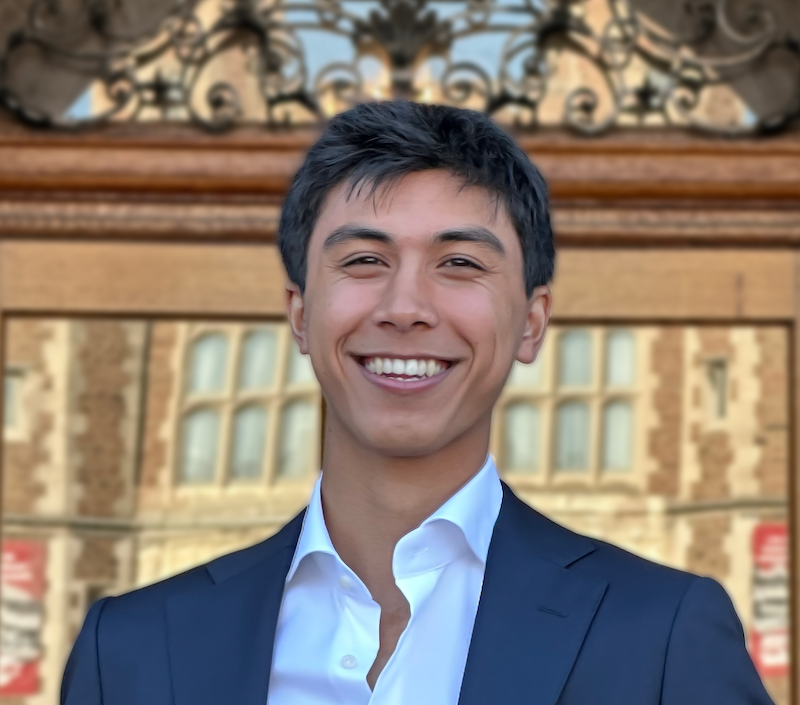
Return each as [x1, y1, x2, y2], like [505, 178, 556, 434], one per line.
[0, 0, 798, 134]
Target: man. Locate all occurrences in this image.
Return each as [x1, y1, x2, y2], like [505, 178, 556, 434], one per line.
[62, 101, 774, 705]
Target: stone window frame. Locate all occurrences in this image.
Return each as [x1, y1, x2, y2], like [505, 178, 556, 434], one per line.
[171, 322, 321, 488]
[492, 326, 643, 488]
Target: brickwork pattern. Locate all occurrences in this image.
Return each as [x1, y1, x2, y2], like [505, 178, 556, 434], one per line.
[73, 535, 119, 582]
[755, 328, 789, 498]
[686, 514, 732, 581]
[647, 328, 682, 497]
[690, 328, 734, 503]
[74, 321, 133, 518]
[138, 322, 177, 498]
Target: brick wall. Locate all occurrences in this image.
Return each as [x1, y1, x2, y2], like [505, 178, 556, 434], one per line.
[138, 322, 178, 505]
[648, 327, 682, 497]
[689, 328, 734, 503]
[755, 328, 789, 498]
[73, 321, 143, 519]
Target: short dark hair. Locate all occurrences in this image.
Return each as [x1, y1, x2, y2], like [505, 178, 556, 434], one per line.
[278, 101, 555, 297]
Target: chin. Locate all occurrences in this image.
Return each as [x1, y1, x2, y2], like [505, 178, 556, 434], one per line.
[360, 424, 450, 458]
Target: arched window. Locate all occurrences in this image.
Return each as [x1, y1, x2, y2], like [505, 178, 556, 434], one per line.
[602, 400, 633, 471]
[187, 333, 229, 394]
[605, 330, 635, 387]
[558, 330, 592, 387]
[555, 400, 590, 471]
[230, 405, 268, 480]
[503, 402, 540, 472]
[238, 328, 278, 391]
[176, 324, 321, 485]
[179, 408, 220, 483]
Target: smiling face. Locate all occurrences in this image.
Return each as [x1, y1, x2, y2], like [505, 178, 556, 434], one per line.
[287, 169, 551, 459]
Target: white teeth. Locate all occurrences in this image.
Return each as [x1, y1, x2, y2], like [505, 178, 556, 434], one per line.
[363, 357, 448, 380]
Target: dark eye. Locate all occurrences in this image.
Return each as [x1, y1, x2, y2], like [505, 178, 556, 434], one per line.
[344, 256, 383, 266]
[444, 257, 483, 270]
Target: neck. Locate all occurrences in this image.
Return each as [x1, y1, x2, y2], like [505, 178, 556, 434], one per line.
[318, 408, 491, 605]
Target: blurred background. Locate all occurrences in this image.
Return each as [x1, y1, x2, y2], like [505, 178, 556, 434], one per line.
[0, 0, 798, 703]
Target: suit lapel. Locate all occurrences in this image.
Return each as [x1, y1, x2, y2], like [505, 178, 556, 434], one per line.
[167, 512, 305, 705]
[459, 486, 608, 705]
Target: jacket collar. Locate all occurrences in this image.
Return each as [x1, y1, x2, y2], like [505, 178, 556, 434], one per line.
[167, 511, 305, 705]
[458, 483, 608, 705]
[286, 455, 503, 584]
[166, 483, 607, 705]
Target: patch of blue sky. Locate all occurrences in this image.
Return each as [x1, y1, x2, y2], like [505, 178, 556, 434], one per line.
[291, 0, 540, 90]
[64, 87, 93, 121]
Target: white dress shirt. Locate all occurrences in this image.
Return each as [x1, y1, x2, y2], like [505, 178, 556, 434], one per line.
[268, 455, 503, 705]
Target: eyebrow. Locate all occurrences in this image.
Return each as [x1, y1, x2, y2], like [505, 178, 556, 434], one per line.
[323, 225, 393, 249]
[321, 224, 506, 256]
[433, 227, 506, 256]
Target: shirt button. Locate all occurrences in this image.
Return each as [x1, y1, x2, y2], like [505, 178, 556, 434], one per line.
[341, 654, 358, 669]
[338, 575, 352, 590]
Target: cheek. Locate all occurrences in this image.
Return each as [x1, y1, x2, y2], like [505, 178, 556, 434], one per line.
[441, 288, 518, 363]
[306, 283, 373, 360]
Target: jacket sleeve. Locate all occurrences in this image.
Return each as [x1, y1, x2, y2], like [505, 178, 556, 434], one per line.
[60, 597, 110, 705]
[661, 577, 775, 704]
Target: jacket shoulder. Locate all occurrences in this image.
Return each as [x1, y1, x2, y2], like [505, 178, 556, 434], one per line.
[507, 489, 698, 604]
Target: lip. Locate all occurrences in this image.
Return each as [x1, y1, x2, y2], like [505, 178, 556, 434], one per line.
[353, 356, 457, 394]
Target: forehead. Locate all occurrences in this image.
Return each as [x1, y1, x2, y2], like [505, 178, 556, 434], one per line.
[311, 170, 517, 245]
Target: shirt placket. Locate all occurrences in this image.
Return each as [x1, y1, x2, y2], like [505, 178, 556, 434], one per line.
[329, 566, 380, 704]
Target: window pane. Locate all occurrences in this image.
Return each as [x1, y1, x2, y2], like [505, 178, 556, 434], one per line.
[238, 329, 278, 391]
[187, 334, 229, 394]
[503, 402, 540, 472]
[602, 400, 633, 471]
[179, 408, 220, 483]
[287, 343, 316, 385]
[706, 359, 728, 420]
[278, 399, 318, 478]
[230, 405, 268, 480]
[507, 356, 543, 388]
[555, 401, 590, 471]
[605, 330, 635, 387]
[558, 331, 592, 387]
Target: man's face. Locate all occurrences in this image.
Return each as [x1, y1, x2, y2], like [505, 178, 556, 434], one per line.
[288, 169, 551, 457]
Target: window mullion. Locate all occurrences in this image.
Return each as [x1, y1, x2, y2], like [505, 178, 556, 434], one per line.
[593, 328, 604, 484]
[218, 327, 243, 486]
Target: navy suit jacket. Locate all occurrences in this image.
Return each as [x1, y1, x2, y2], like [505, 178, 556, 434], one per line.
[62, 484, 774, 704]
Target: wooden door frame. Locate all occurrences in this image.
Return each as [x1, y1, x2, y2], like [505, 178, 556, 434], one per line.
[0, 124, 799, 701]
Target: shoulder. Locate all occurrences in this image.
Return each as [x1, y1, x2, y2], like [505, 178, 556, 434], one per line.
[529, 504, 731, 630]
[504, 489, 701, 607]
[581, 533, 700, 607]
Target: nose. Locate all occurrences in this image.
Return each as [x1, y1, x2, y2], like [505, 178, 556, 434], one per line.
[372, 261, 438, 332]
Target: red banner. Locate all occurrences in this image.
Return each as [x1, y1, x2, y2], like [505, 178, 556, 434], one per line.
[751, 523, 789, 678]
[0, 539, 47, 695]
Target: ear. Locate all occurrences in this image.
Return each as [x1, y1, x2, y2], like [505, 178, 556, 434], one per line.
[515, 285, 552, 364]
[286, 282, 309, 354]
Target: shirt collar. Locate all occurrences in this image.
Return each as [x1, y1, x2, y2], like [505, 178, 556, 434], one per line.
[286, 455, 502, 583]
